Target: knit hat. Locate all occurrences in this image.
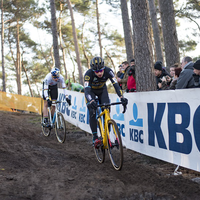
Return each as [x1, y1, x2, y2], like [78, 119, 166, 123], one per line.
[193, 59, 200, 70]
[154, 61, 162, 71]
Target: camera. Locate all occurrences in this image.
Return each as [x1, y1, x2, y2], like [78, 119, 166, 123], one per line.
[158, 78, 162, 83]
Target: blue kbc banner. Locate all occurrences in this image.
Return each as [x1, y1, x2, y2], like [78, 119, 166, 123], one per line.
[58, 88, 200, 172]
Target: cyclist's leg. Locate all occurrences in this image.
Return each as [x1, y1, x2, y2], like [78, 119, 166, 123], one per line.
[93, 88, 109, 146]
[86, 90, 99, 143]
[98, 86, 110, 107]
[49, 84, 58, 116]
[42, 82, 49, 123]
[99, 87, 110, 123]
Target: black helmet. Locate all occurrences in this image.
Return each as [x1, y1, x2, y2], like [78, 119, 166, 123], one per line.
[90, 57, 104, 71]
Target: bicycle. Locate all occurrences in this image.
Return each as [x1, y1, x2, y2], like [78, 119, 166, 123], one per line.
[41, 100, 67, 143]
[94, 100, 127, 171]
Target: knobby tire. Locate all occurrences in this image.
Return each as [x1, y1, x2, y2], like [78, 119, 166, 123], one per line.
[94, 120, 105, 163]
[41, 111, 51, 137]
[55, 112, 66, 143]
[107, 119, 123, 170]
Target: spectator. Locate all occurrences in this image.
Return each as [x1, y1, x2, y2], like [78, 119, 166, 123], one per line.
[117, 61, 130, 91]
[126, 65, 136, 92]
[154, 61, 171, 90]
[169, 63, 179, 78]
[168, 67, 182, 89]
[66, 79, 84, 92]
[130, 59, 135, 67]
[193, 59, 200, 88]
[116, 64, 123, 89]
[176, 56, 194, 89]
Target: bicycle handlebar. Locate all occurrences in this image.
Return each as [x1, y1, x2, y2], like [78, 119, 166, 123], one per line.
[96, 101, 127, 113]
[47, 100, 66, 107]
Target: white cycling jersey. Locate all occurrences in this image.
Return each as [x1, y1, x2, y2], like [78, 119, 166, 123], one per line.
[43, 73, 67, 98]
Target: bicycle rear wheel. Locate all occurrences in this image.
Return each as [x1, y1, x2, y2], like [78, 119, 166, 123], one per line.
[41, 112, 51, 137]
[107, 119, 123, 170]
[55, 112, 66, 143]
[94, 120, 105, 163]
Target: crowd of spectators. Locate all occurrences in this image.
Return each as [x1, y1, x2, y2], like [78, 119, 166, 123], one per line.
[116, 59, 136, 92]
[153, 56, 200, 91]
[116, 56, 200, 93]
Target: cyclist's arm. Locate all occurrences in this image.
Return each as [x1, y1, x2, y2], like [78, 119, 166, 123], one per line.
[84, 72, 94, 103]
[108, 70, 123, 98]
[43, 78, 49, 99]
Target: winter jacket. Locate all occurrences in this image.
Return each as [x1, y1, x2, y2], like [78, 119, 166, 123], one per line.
[176, 62, 194, 89]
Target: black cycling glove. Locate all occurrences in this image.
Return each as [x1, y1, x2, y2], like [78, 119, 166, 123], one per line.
[120, 97, 128, 106]
[46, 98, 52, 107]
[87, 101, 97, 110]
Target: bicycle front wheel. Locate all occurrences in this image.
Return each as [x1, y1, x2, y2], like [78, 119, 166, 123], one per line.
[41, 112, 51, 137]
[94, 120, 105, 163]
[55, 112, 66, 143]
[107, 119, 123, 170]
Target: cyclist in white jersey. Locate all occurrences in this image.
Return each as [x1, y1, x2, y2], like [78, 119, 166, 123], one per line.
[42, 68, 71, 125]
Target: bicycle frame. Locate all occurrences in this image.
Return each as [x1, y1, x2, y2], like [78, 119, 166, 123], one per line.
[96, 107, 111, 149]
[47, 101, 62, 129]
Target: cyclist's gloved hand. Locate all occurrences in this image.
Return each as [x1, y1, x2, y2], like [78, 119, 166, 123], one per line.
[46, 98, 52, 107]
[66, 97, 71, 106]
[120, 97, 128, 106]
[87, 100, 97, 110]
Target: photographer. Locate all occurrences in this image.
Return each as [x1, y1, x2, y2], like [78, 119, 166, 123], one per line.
[154, 61, 171, 90]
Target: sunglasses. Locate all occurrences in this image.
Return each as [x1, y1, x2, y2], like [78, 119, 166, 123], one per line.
[94, 68, 105, 73]
[52, 76, 59, 79]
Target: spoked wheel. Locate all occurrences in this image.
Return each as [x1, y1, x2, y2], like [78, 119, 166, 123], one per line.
[94, 120, 105, 163]
[107, 119, 123, 170]
[41, 112, 51, 137]
[55, 112, 66, 143]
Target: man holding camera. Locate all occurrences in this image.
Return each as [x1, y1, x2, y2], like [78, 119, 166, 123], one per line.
[154, 61, 171, 90]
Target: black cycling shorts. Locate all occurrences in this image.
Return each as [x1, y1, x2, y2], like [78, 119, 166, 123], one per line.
[42, 83, 58, 101]
[87, 87, 110, 105]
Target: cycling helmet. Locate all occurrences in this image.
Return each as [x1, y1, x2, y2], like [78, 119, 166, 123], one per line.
[90, 57, 104, 71]
[51, 67, 60, 78]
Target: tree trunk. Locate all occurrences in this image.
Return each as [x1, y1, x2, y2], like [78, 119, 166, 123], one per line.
[131, 0, 156, 92]
[158, 0, 180, 68]
[120, 0, 134, 62]
[16, 19, 21, 95]
[59, 2, 67, 80]
[67, 0, 84, 85]
[1, 0, 6, 92]
[96, 0, 102, 58]
[81, 21, 90, 69]
[148, 0, 163, 63]
[21, 53, 33, 97]
[50, 45, 55, 68]
[50, 0, 60, 69]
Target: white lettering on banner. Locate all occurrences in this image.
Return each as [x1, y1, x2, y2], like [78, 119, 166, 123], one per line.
[58, 89, 200, 172]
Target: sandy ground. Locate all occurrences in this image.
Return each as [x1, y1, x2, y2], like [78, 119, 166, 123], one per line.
[0, 111, 200, 200]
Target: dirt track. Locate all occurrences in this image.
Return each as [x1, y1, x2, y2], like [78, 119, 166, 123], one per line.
[0, 111, 200, 200]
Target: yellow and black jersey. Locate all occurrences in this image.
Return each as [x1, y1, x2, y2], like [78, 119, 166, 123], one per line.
[84, 67, 122, 102]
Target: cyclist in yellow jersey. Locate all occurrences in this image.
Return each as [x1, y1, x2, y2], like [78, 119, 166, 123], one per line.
[84, 57, 128, 147]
